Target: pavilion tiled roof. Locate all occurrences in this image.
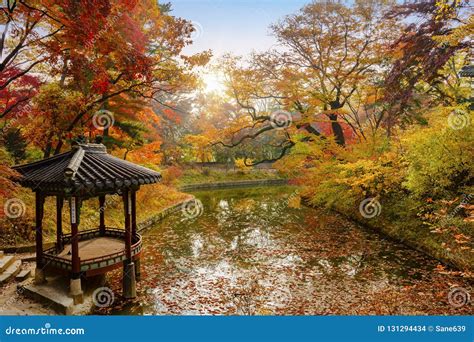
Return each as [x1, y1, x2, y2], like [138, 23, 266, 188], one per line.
[12, 143, 161, 195]
[459, 65, 474, 77]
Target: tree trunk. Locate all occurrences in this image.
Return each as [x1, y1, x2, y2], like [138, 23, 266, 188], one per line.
[298, 123, 321, 136]
[53, 139, 64, 155]
[328, 114, 345, 146]
[43, 131, 55, 158]
[43, 142, 52, 159]
[59, 53, 69, 88]
[328, 101, 345, 146]
[51, 54, 69, 156]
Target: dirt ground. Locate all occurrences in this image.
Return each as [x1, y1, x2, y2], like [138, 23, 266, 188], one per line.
[0, 258, 56, 315]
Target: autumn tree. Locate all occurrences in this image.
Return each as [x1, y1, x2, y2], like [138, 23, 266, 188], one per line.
[272, 0, 398, 144]
[183, 86, 291, 164]
[17, 0, 210, 157]
[0, 1, 62, 124]
[0, 0, 209, 157]
[207, 1, 398, 164]
[382, 0, 472, 134]
[153, 92, 198, 165]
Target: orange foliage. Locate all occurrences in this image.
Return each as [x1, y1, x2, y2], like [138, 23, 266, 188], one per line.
[128, 140, 163, 165]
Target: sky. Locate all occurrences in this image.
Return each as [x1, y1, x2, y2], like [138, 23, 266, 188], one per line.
[169, 0, 309, 58]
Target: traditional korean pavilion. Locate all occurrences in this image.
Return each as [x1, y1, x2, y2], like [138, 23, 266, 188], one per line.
[459, 65, 474, 78]
[12, 137, 161, 303]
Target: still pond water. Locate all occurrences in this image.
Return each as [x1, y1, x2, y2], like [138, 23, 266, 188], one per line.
[104, 186, 472, 315]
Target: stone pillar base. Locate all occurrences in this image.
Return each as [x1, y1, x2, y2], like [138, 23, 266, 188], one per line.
[135, 259, 141, 281]
[122, 262, 136, 299]
[70, 278, 84, 305]
[34, 268, 46, 284]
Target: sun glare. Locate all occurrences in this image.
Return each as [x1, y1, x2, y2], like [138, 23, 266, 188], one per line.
[202, 72, 227, 95]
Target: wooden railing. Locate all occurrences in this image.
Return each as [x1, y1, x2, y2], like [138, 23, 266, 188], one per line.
[42, 227, 142, 273]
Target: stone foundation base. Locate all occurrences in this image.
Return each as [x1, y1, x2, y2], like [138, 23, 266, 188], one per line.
[69, 278, 84, 305]
[34, 268, 46, 284]
[122, 262, 136, 299]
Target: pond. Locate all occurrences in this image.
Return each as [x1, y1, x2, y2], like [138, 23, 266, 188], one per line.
[103, 186, 472, 315]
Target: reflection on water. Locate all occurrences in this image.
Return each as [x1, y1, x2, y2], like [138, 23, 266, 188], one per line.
[106, 186, 472, 315]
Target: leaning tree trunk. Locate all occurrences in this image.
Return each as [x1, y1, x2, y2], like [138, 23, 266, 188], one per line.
[53, 139, 64, 156]
[43, 131, 56, 158]
[328, 101, 346, 146]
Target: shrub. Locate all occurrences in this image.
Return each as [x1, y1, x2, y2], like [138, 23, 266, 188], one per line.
[161, 165, 183, 185]
[235, 158, 253, 174]
[402, 106, 473, 199]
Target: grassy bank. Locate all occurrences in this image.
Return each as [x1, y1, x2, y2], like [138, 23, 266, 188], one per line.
[283, 110, 474, 274]
[325, 195, 474, 273]
[162, 167, 285, 186]
[0, 165, 283, 247]
[0, 184, 189, 247]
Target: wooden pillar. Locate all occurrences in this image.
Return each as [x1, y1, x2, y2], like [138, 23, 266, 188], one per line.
[99, 195, 106, 236]
[56, 196, 63, 252]
[123, 191, 132, 261]
[69, 196, 83, 304]
[131, 191, 137, 240]
[34, 192, 46, 284]
[70, 197, 80, 276]
[122, 190, 136, 298]
[131, 190, 140, 281]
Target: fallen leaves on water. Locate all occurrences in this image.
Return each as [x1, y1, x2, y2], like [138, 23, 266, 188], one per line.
[95, 190, 473, 316]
